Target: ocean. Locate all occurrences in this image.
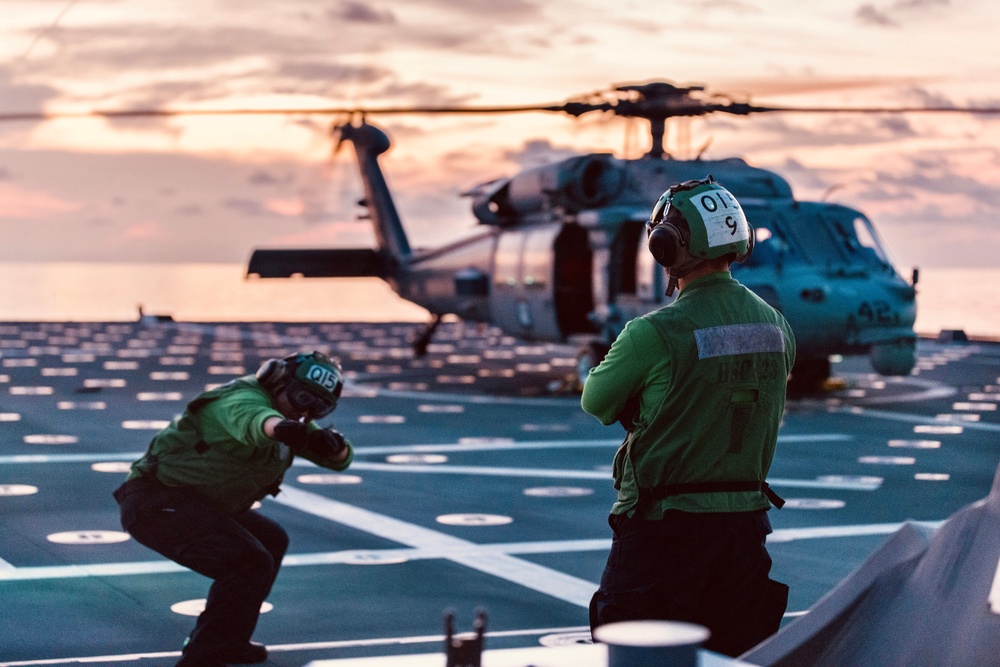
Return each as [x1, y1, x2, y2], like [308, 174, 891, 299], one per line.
[0, 262, 996, 338]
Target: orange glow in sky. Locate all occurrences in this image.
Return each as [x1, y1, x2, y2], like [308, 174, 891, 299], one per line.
[1, 0, 1000, 268]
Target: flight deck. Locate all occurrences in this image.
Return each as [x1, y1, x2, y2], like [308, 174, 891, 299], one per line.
[0, 320, 997, 666]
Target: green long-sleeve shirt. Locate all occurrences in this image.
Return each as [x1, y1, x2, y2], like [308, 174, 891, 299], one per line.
[128, 376, 353, 515]
[582, 271, 795, 518]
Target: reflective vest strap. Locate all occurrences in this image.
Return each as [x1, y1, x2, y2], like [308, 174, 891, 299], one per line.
[641, 480, 786, 509]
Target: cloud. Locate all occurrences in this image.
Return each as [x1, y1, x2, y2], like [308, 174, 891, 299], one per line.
[328, 2, 397, 24]
[855, 4, 898, 27]
[0, 66, 61, 116]
[855, 0, 951, 27]
[503, 138, 580, 168]
[222, 198, 265, 217]
[123, 220, 164, 239]
[0, 182, 81, 218]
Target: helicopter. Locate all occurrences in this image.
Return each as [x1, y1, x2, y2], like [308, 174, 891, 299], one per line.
[3, 80, 992, 390]
[244, 81, 966, 391]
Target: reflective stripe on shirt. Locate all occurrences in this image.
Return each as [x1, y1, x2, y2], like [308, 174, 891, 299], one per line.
[694, 323, 786, 359]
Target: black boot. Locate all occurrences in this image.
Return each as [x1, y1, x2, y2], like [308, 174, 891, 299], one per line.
[222, 641, 268, 664]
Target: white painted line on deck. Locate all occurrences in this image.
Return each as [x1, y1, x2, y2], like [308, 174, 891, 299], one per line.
[0, 626, 591, 667]
[833, 405, 1000, 433]
[0, 523, 942, 582]
[348, 461, 610, 479]
[0, 434, 850, 466]
[0, 452, 143, 465]
[344, 461, 880, 490]
[353, 433, 850, 456]
[841, 374, 956, 404]
[272, 484, 596, 608]
[769, 520, 943, 543]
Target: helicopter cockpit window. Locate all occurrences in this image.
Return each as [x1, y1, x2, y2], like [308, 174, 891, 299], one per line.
[738, 226, 791, 268]
[851, 215, 891, 266]
[736, 205, 795, 268]
[783, 208, 853, 266]
[824, 212, 891, 269]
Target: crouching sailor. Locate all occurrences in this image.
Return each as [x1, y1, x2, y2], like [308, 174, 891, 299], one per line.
[114, 351, 353, 667]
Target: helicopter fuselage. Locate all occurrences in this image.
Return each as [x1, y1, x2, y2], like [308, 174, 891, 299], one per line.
[247, 120, 917, 386]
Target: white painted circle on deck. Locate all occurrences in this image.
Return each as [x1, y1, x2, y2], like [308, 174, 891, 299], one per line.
[24, 434, 78, 445]
[296, 474, 363, 485]
[358, 415, 406, 424]
[121, 420, 171, 430]
[539, 631, 594, 647]
[47, 530, 131, 544]
[782, 499, 846, 510]
[91, 462, 133, 473]
[436, 513, 513, 526]
[915, 473, 951, 481]
[523, 487, 595, 498]
[0, 484, 38, 496]
[386, 454, 448, 464]
[417, 404, 465, 413]
[816, 475, 883, 486]
[888, 440, 940, 449]
[343, 551, 410, 565]
[859, 455, 916, 465]
[171, 599, 273, 617]
[914, 424, 963, 435]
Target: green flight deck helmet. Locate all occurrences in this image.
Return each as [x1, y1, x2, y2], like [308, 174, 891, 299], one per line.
[646, 175, 754, 295]
[256, 351, 344, 418]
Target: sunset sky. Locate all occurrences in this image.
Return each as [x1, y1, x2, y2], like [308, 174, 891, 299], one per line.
[2, 0, 1000, 270]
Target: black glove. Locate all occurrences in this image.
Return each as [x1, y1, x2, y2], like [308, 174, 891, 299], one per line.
[307, 428, 348, 459]
[273, 419, 309, 451]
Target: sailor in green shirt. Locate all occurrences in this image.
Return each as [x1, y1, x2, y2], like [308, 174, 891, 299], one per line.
[114, 351, 353, 667]
[583, 177, 795, 657]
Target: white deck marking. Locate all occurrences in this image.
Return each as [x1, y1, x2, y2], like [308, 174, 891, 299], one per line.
[0, 626, 591, 666]
[345, 461, 880, 490]
[0, 523, 942, 582]
[0, 434, 849, 466]
[834, 405, 1000, 433]
[841, 374, 956, 404]
[272, 484, 597, 608]
[768, 520, 943, 543]
[352, 433, 849, 456]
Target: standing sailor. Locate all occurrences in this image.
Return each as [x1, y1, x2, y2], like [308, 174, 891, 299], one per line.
[583, 177, 796, 656]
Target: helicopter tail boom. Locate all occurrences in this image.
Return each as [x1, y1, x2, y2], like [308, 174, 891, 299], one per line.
[247, 248, 385, 278]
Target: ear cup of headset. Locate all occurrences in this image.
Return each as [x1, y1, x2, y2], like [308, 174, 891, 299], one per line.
[738, 224, 755, 263]
[255, 358, 286, 389]
[647, 223, 686, 268]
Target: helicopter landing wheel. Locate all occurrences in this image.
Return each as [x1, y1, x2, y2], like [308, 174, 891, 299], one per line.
[576, 341, 610, 390]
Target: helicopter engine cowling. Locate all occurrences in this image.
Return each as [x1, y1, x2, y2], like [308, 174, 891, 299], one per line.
[473, 154, 624, 223]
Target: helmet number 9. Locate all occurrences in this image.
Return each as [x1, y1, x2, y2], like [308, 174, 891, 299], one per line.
[695, 191, 748, 247]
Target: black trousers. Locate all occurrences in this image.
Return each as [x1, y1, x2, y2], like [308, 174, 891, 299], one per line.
[114, 477, 288, 659]
[589, 509, 787, 657]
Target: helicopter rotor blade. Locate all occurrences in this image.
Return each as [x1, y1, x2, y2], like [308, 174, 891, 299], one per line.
[4, 79, 1000, 132]
[0, 103, 566, 124]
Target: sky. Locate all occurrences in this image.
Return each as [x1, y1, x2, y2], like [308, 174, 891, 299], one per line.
[2, 0, 1000, 270]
